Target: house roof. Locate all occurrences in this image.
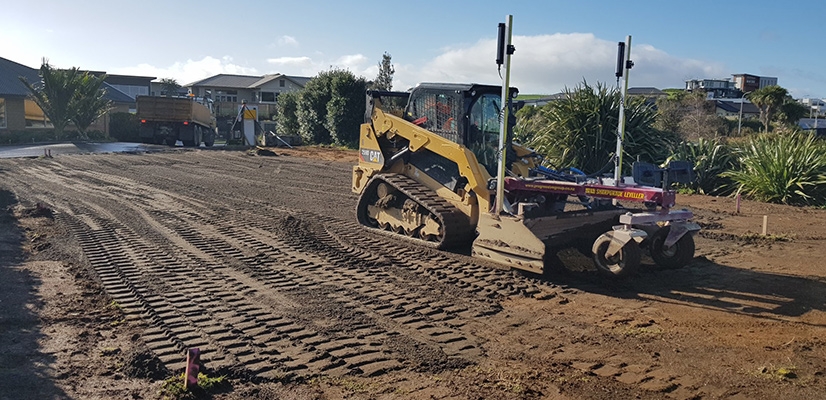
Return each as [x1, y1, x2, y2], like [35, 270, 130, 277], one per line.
[186, 74, 263, 88]
[715, 100, 760, 114]
[187, 73, 312, 89]
[0, 56, 42, 96]
[799, 118, 825, 130]
[628, 87, 665, 96]
[102, 83, 138, 103]
[0, 57, 136, 103]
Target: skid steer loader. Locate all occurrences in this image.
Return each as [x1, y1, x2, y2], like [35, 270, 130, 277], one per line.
[351, 83, 699, 278]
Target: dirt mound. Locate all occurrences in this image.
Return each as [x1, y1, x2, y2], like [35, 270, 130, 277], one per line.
[121, 347, 169, 380]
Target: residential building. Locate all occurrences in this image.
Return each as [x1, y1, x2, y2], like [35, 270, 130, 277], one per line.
[185, 73, 311, 119]
[799, 118, 826, 135]
[0, 56, 146, 133]
[627, 87, 667, 105]
[799, 98, 825, 117]
[685, 79, 739, 99]
[714, 99, 759, 119]
[732, 73, 778, 93]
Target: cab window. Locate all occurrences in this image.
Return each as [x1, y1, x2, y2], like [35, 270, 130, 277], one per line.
[468, 94, 501, 175]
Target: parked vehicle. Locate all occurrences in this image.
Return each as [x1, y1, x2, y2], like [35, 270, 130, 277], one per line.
[137, 96, 216, 147]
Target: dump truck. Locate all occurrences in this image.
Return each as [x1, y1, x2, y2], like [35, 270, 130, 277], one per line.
[137, 96, 216, 147]
[352, 84, 699, 278]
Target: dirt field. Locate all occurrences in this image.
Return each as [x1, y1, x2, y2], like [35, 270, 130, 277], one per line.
[0, 147, 824, 400]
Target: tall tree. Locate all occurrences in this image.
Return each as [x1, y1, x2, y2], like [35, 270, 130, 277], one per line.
[19, 60, 82, 137]
[159, 78, 181, 97]
[71, 73, 112, 137]
[371, 52, 395, 91]
[748, 85, 788, 132]
[677, 91, 726, 140]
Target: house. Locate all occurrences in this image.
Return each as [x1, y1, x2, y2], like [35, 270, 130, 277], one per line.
[714, 99, 760, 119]
[185, 73, 311, 119]
[0, 56, 151, 134]
[685, 78, 740, 99]
[799, 118, 826, 135]
[732, 73, 778, 93]
[627, 87, 667, 105]
[799, 98, 825, 117]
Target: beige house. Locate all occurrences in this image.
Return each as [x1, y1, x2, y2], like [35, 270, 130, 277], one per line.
[185, 73, 311, 119]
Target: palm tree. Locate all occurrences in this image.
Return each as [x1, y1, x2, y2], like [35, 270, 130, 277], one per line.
[159, 78, 181, 97]
[72, 73, 112, 137]
[748, 85, 788, 132]
[19, 60, 82, 137]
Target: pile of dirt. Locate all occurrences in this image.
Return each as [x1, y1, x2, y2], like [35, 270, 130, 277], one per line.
[121, 347, 169, 380]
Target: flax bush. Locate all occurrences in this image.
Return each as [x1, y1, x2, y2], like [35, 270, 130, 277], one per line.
[723, 130, 826, 205]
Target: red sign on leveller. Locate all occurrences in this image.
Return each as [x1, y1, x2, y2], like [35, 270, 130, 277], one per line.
[505, 178, 676, 207]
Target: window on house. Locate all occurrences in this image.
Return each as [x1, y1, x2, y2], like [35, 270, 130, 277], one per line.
[279, 79, 285, 87]
[261, 92, 276, 102]
[0, 98, 6, 129]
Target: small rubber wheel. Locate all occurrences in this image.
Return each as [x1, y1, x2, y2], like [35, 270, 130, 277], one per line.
[649, 226, 695, 269]
[593, 232, 641, 278]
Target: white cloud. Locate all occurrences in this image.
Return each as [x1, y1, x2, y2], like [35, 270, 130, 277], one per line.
[403, 33, 726, 94]
[266, 53, 374, 78]
[278, 35, 299, 47]
[111, 56, 258, 85]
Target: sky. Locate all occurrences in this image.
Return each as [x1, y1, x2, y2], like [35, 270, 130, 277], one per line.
[2, 0, 824, 99]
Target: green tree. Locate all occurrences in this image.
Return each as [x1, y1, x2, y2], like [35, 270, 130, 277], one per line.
[527, 80, 677, 174]
[159, 78, 181, 97]
[370, 52, 395, 91]
[776, 98, 808, 127]
[19, 60, 83, 137]
[296, 68, 367, 146]
[274, 90, 300, 136]
[748, 85, 788, 132]
[71, 73, 112, 137]
[325, 71, 367, 147]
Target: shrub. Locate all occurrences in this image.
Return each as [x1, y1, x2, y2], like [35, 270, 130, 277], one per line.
[668, 138, 737, 195]
[109, 112, 141, 142]
[527, 81, 678, 174]
[722, 130, 826, 205]
[274, 91, 300, 136]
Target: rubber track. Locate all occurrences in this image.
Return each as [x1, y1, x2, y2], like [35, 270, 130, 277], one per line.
[357, 173, 475, 249]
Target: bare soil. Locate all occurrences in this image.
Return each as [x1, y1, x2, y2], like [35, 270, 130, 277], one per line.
[0, 147, 824, 400]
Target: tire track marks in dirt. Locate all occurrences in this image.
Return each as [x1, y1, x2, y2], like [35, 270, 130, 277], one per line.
[2, 155, 531, 381]
[1, 152, 753, 398]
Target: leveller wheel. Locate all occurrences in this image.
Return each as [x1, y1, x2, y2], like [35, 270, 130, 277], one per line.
[592, 232, 641, 278]
[649, 226, 695, 269]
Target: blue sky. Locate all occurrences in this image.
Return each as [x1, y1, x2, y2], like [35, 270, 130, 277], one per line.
[2, 0, 823, 98]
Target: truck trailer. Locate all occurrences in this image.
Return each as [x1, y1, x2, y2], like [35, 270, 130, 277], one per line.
[137, 96, 216, 147]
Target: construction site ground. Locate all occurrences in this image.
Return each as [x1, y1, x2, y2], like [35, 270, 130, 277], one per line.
[0, 147, 824, 400]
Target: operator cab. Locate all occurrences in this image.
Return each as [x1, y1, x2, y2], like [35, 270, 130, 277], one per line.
[405, 83, 518, 176]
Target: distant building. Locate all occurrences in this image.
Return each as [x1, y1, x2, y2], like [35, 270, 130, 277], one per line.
[732, 73, 778, 93]
[799, 98, 825, 117]
[0, 56, 148, 133]
[685, 79, 739, 99]
[799, 118, 826, 135]
[714, 99, 759, 119]
[185, 73, 311, 119]
[627, 87, 667, 104]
